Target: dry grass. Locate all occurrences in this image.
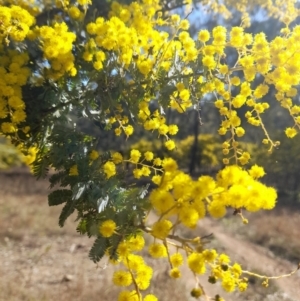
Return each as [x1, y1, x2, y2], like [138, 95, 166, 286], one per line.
[221, 207, 300, 264]
[0, 168, 299, 301]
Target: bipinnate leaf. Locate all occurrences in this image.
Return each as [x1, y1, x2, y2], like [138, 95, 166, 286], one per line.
[48, 189, 72, 206]
[58, 199, 76, 227]
[89, 237, 107, 263]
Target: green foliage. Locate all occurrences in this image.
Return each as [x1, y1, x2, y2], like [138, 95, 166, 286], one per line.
[89, 236, 108, 263]
[59, 197, 76, 227]
[76, 183, 150, 261]
[48, 189, 72, 206]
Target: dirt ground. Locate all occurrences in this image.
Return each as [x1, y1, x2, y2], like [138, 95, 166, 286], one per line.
[0, 168, 300, 301]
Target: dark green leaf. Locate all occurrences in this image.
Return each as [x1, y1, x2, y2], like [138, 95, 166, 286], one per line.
[108, 235, 122, 261]
[89, 237, 107, 263]
[49, 171, 66, 188]
[58, 199, 76, 227]
[48, 189, 72, 206]
[31, 154, 49, 179]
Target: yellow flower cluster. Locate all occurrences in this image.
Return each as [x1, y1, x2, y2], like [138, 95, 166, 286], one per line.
[107, 234, 158, 301]
[0, 0, 40, 17]
[170, 83, 192, 113]
[149, 161, 276, 223]
[200, 0, 299, 25]
[20, 145, 38, 166]
[99, 219, 117, 237]
[0, 6, 35, 136]
[36, 22, 77, 80]
[143, 219, 249, 295]
[187, 249, 248, 293]
[192, 24, 300, 161]
[68, 6, 82, 20]
[103, 161, 116, 179]
[148, 243, 167, 258]
[138, 101, 178, 150]
[89, 149, 99, 160]
[88, 149, 119, 179]
[69, 164, 78, 176]
[83, 0, 208, 78]
[0, 5, 35, 44]
[84, 0, 165, 72]
[78, 1, 300, 162]
[118, 149, 163, 180]
[0, 50, 31, 134]
[111, 113, 134, 138]
[151, 219, 172, 239]
[215, 165, 276, 213]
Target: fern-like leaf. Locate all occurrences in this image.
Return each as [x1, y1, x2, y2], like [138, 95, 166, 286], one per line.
[32, 156, 49, 179]
[58, 199, 76, 227]
[89, 237, 107, 263]
[48, 189, 72, 206]
[49, 171, 66, 188]
[108, 235, 122, 261]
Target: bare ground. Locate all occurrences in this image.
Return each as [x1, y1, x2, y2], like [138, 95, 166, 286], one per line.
[0, 169, 300, 301]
